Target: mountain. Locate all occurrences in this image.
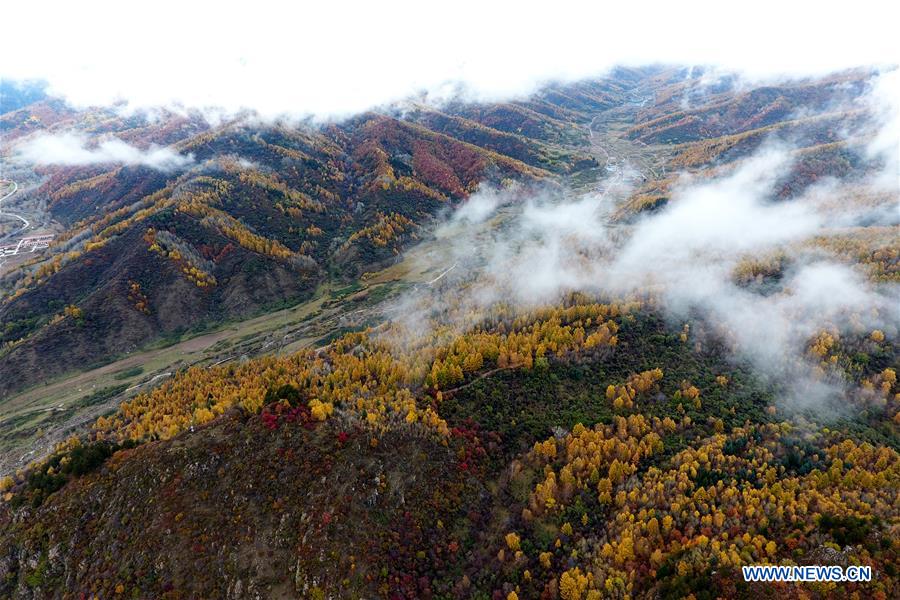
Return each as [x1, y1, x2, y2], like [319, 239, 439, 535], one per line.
[1, 305, 897, 598]
[0, 80, 49, 116]
[0, 66, 897, 599]
[0, 80, 610, 396]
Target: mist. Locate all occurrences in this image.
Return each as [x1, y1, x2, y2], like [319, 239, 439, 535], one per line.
[384, 138, 899, 411]
[2, 1, 897, 121]
[14, 132, 193, 171]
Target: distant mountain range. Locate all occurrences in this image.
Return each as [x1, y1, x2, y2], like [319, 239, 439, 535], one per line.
[0, 67, 883, 397]
[1, 65, 897, 600]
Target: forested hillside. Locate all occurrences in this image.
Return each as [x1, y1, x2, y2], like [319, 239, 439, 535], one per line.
[0, 72, 622, 395]
[0, 66, 897, 599]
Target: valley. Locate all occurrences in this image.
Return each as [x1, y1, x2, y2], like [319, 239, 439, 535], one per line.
[0, 65, 897, 599]
[0, 91, 663, 476]
[0, 179, 58, 274]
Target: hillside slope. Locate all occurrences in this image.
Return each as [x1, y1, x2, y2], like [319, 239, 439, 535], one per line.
[1, 304, 897, 599]
[0, 77, 617, 395]
[0, 66, 897, 600]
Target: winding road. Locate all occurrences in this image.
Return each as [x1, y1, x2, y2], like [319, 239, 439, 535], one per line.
[0, 180, 55, 270]
[583, 90, 662, 200]
[586, 116, 627, 200]
[0, 180, 31, 237]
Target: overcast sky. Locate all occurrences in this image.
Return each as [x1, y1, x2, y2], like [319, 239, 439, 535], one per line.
[2, 0, 897, 119]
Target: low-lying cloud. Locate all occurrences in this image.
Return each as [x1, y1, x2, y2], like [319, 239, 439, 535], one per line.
[386, 141, 899, 411]
[863, 68, 900, 190]
[15, 132, 193, 171]
[2, 1, 897, 121]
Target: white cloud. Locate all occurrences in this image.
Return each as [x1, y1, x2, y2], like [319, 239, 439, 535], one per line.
[863, 68, 900, 190]
[386, 141, 899, 409]
[1, 0, 897, 120]
[15, 132, 193, 170]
